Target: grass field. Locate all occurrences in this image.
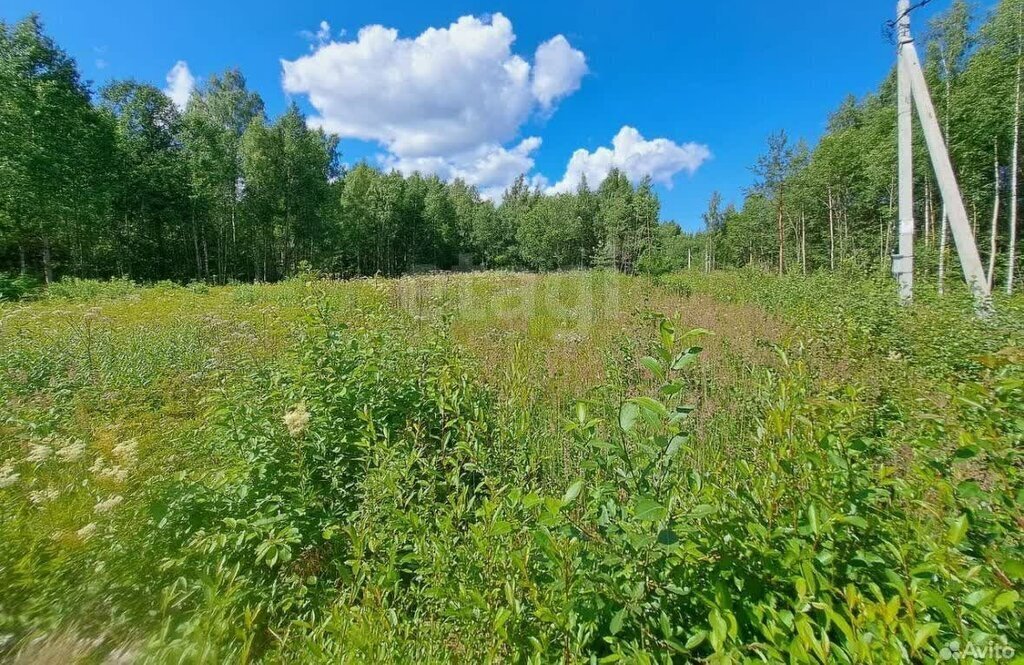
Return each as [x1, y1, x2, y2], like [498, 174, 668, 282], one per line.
[1, 270, 1022, 662]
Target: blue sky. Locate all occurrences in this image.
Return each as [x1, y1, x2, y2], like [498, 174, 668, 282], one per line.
[2, 0, 979, 230]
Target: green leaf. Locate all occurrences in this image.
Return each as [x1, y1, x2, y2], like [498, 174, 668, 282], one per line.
[841, 515, 868, 528]
[807, 504, 819, 535]
[659, 319, 676, 351]
[912, 623, 940, 649]
[685, 630, 708, 650]
[562, 480, 583, 505]
[946, 514, 969, 546]
[994, 590, 1019, 610]
[671, 350, 700, 371]
[1002, 558, 1024, 580]
[619, 402, 640, 432]
[640, 356, 664, 379]
[657, 529, 679, 545]
[953, 445, 980, 459]
[689, 504, 716, 519]
[633, 495, 668, 522]
[680, 328, 714, 341]
[632, 396, 668, 418]
[708, 608, 727, 651]
[575, 401, 588, 425]
[664, 435, 686, 462]
[610, 608, 626, 635]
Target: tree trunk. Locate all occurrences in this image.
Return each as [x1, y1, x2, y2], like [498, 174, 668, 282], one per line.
[924, 178, 933, 248]
[687, 247, 692, 270]
[202, 235, 210, 279]
[18, 243, 27, 275]
[989, 142, 1001, 290]
[41, 235, 53, 285]
[191, 204, 202, 279]
[1010, 52, 1022, 294]
[777, 205, 785, 275]
[801, 212, 807, 276]
[827, 185, 835, 271]
[885, 213, 894, 266]
[938, 207, 949, 295]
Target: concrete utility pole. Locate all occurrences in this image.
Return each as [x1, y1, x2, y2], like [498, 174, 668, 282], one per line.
[895, 0, 915, 303]
[895, 0, 993, 313]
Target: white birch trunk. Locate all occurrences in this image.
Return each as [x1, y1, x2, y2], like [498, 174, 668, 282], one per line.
[989, 142, 1001, 290]
[1009, 51, 1022, 293]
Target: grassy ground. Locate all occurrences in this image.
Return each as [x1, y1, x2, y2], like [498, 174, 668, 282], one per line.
[0, 270, 1021, 662]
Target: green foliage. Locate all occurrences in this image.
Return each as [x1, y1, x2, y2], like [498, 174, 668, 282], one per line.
[44, 276, 140, 301]
[1, 271, 1021, 661]
[0, 272, 39, 301]
[0, 15, 666, 286]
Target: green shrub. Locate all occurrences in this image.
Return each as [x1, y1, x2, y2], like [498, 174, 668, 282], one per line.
[0, 272, 40, 301]
[46, 277, 139, 301]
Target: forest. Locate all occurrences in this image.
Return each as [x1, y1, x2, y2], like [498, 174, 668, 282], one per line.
[0, 14, 659, 286]
[0, 2, 1022, 663]
[3, 1, 1024, 293]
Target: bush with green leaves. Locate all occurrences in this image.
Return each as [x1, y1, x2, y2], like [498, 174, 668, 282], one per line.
[520, 317, 1021, 662]
[0, 272, 39, 301]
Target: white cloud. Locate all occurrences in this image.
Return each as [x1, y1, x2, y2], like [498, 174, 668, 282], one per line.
[300, 20, 338, 50]
[316, 20, 332, 42]
[164, 61, 196, 111]
[548, 126, 711, 193]
[532, 36, 587, 108]
[281, 13, 587, 195]
[381, 137, 543, 201]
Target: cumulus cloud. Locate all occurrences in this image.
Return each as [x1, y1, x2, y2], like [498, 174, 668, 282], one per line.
[532, 36, 587, 108]
[549, 126, 711, 193]
[164, 61, 196, 111]
[382, 137, 544, 201]
[281, 13, 587, 194]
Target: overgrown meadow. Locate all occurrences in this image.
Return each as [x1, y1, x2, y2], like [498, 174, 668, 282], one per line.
[0, 270, 1021, 663]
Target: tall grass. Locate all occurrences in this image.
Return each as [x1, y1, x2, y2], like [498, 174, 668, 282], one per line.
[0, 271, 1019, 661]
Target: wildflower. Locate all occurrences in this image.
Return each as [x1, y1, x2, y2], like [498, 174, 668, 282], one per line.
[284, 403, 311, 438]
[89, 459, 129, 483]
[94, 495, 123, 513]
[29, 488, 59, 505]
[56, 440, 86, 462]
[26, 443, 52, 463]
[76, 523, 97, 540]
[0, 461, 18, 489]
[112, 439, 138, 462]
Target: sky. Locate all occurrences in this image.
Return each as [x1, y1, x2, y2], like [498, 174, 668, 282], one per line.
[1, 0, 984, 230]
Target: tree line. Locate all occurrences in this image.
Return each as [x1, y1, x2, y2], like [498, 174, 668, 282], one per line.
[0, 14, 660, 285]
[672, 0, 1024, 295]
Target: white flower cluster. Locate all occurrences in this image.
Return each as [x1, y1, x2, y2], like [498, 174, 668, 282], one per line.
[284, 403, 311, 438]
[26, 443, 52, 463]
[0, 460, 18, 488]
[94, 495, 123, 513]
[29, 488, 59, 505]
[112, 439, 138, 463]
[89, 459, 129, 483]
[55, 439, 86, 462]
[76, 523, 98, 540]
